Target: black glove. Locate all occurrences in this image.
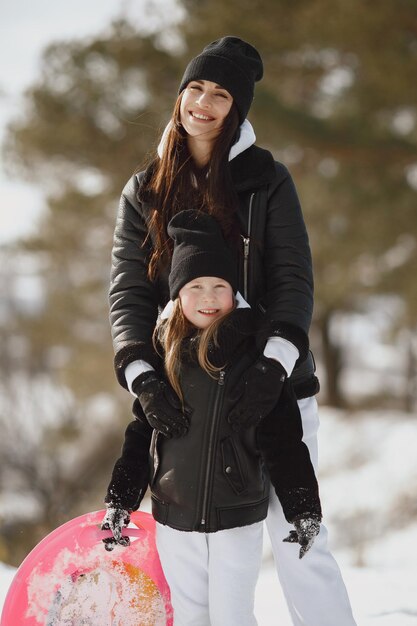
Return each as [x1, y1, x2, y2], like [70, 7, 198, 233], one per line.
[132, 371, 189, 438]
[228, 355, 286, 429]
[101, 506, 131, 552]
[283, 516, 321, 559]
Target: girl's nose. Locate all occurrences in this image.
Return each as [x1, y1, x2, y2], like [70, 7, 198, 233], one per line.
[202, 290, 215, 301]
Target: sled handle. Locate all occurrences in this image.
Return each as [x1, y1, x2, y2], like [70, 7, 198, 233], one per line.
[79, 524, 148, 546]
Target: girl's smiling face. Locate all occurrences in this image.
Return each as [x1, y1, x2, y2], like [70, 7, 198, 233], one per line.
[179, 276, 234, 329]
[180, 80, 233, 142]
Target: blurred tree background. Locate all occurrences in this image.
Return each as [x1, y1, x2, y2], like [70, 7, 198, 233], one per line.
[1, 0, 416, 565]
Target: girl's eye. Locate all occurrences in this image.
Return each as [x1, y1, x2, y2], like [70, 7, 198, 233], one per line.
[215, 93, 228, 98]
[189, 84, 202, 91]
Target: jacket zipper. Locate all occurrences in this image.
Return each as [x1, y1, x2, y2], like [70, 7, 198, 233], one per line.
[150, 431, 160, 485]
[242, 192, 255, 300]
[200, 370, 226, 528]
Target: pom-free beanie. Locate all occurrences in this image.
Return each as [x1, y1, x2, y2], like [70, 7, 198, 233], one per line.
[178, 36, 263, 124]
[167, 210, 238, 299]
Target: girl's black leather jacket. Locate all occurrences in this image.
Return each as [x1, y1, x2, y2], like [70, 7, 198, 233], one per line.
[150, 348, 270, 532]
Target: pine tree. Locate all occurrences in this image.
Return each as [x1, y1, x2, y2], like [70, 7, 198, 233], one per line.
[180, 0, 417, 405]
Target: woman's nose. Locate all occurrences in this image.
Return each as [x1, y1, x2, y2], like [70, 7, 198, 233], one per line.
[196, 91, 211, 108]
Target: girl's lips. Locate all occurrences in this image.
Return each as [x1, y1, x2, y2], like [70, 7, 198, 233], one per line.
[198, 309, 220, 315]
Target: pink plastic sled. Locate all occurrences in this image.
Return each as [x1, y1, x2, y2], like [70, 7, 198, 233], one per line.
[1, 510, 173, 625]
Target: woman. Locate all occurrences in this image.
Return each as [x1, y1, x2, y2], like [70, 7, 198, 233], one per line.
[109, 36, 356, 626]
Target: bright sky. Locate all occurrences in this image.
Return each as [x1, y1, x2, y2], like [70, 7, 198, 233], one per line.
[0, 0, 182, 243]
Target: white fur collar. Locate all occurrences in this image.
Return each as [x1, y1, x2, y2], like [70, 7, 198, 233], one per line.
[228, 120, 256, 161]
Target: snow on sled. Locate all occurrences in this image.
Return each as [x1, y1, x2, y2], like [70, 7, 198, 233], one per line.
[1, 509, 173, 625]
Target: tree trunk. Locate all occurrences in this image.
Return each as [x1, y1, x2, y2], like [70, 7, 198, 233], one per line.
[319, 311, 345, 407]
[404, 328, 417, 413]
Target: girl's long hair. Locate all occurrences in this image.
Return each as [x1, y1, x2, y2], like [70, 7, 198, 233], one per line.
[143, 94, 240, 280]
[153, 299, 236, 401]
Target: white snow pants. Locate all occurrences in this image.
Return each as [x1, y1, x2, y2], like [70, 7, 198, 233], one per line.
[156, 521, 263, 626]
[266, 396, 357, 626]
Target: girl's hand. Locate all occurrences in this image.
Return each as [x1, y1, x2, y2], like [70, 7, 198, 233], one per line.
[283, 516, 321, 559]
[132, 372, 190, 438]
[101, 506, 131, 552]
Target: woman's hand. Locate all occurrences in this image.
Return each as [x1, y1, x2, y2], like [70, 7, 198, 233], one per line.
[228, 355, 286, 429]
[283, 516, 321, 559]
[132, 372, 190, 438]
[101, 506, 131, 552]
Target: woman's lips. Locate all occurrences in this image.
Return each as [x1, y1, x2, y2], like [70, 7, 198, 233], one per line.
[189, 111, 215, 121]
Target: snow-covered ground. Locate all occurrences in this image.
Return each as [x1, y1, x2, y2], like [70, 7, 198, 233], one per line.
[255, 560, 417, 625]
[1, 406, 417, 624]
[2, 557, 416, 625]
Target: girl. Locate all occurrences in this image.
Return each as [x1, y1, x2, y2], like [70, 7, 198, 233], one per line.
[108, 36, 356, 625]
[103, 210, 322, 625]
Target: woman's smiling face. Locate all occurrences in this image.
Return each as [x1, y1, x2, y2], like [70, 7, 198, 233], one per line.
[180, 80, 233, 142]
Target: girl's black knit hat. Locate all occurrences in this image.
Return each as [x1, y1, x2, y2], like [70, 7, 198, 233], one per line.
[167, 210, 238, 300]
[178, 36, 263, 124]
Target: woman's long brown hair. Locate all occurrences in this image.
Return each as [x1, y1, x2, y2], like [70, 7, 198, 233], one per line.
[144, 94, 240, 280]
[153, 299, 236, 401]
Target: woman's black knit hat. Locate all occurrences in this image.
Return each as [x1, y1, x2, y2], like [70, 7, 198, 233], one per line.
[167, 210, 238, 300]
[178, 36, 263, 124]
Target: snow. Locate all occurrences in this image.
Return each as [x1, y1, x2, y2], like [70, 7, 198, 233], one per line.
[1, 406, 417, 624]
[255, 562, 417, 625]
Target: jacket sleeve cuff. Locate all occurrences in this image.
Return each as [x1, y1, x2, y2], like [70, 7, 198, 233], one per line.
[104, 460, 148, 511]
[268, 321, 309, 363]
[114, 342, 161, 389]
[263, 337, 299, 376]
[125, 360, 155, 395]
[276, 486, 322, 524]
